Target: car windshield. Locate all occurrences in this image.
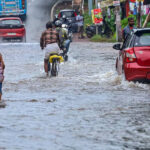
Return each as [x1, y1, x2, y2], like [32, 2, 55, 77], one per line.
[135, 31, 150, 47]
[0, 19, 21, 25]
[61, 11, 75, 18]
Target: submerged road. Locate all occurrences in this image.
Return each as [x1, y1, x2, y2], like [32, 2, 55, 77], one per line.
[0, 42, 150, 149]
[0, 0, 150, 149]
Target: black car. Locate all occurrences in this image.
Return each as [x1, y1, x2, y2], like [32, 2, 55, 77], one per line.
[58, 9, 77, 23]
[58, 9, 78, 33]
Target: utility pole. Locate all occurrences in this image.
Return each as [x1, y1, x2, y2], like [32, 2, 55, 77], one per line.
[114, 0, 122, 41]
[137, 1, 142, 28]
[95, 0, 98, 8]
[81, 0, 84, 14]
[88, 0, 93, 15]
[95, 0, 98, 35]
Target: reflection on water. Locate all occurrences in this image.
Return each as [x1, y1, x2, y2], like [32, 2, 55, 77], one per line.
[0, 43, 150, 150]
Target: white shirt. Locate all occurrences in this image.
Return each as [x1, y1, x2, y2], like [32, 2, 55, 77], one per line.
[76, 15, 83, 26]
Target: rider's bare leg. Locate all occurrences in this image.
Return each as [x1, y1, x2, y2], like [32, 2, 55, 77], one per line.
[44, 59, 48, 75]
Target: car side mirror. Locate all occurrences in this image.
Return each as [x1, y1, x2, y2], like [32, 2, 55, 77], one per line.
[113, 44, 121, 50]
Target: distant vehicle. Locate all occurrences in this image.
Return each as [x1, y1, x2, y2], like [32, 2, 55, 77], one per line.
[113, 28, 150, 82]
[58, 9, 78, 33]
[58, 9, 77, 23]
[0, 0, 27, 20]
[0, 17, 26, 42]
[85, 24, 104, 38]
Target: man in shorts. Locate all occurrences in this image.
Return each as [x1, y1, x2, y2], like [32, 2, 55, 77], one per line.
[40, 21, 60, 75]
[76, 11, 84, 39]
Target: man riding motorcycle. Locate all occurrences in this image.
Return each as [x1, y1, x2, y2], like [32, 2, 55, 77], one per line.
[55, 20, 71, 60]
[40, 21, 60, 76]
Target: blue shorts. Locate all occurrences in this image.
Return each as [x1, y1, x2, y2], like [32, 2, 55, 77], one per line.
[0, 83, 2, 94]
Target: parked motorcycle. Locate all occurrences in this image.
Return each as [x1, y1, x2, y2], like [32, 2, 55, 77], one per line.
[85, 24, 112, 38]
[85, 24, 104, 38]
[85, 24, 97, 38]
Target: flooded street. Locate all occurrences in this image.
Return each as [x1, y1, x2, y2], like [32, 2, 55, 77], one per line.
[0, 42, 150, 150]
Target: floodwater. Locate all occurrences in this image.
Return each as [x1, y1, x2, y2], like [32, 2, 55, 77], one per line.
[0, 42, 150, 150]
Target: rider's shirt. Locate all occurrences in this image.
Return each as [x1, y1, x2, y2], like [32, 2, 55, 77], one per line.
[40, 28, 59, 49]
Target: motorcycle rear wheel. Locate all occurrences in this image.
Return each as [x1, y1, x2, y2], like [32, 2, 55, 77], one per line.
[51, 59, 59, 76]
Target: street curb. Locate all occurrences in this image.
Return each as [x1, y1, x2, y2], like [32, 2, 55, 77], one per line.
[50, 0, 72, 21]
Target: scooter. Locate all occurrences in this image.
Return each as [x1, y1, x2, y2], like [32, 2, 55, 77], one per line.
[85, 24, 96, 38]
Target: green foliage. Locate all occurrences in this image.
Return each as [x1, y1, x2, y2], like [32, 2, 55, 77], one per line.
[83, 11, 93, 27]
[112, 32, 117, 41]
[104, 9, 116, 33]
[90, 34, 116, 42]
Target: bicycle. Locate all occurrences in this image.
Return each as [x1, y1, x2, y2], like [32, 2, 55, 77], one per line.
[48, 53, 64, 77]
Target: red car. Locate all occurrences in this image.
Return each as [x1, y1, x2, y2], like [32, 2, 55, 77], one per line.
[0, 17, 26, 42]
[113, 28, 150, 82]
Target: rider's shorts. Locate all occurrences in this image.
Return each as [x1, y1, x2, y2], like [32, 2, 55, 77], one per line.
[44, 43, 60, 60]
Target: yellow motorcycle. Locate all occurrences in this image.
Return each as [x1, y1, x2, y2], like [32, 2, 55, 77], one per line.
[48, 53, 64, 77]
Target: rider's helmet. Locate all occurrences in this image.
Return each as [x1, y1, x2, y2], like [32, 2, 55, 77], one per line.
[55, 20, 62, 28]
[62, 24, 68, 28]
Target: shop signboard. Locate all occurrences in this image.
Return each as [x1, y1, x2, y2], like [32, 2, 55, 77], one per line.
[113, 0, 120, 6]
[91, 9, 103, 24]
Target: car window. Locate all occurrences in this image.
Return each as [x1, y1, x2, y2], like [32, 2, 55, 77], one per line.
[122, 34, 132, 49]
[129, 34, 135, 47]
[135, 32, 150, 46]
[0, 20, 21, 25]
[61, 11, 75, 18]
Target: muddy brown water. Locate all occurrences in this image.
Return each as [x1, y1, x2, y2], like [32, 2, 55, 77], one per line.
[0, 42, 150, 150]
